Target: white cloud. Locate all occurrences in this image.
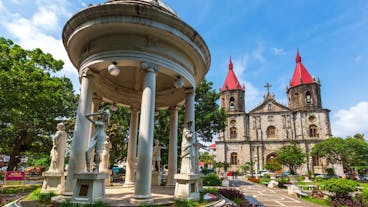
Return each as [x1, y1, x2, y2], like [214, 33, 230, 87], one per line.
[272, 47, 286, 56]
[0, 0, 4, 11]
[355, 55, 362, 62]
[231, 56, 262, 111]
[332, 102, 368, 138]
[252, 41, 265, 63]
[0, 1, 80, 91]
[32, 7, 59, 31]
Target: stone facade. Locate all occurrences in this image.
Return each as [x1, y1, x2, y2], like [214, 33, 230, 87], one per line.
[215, 56, 332, 175]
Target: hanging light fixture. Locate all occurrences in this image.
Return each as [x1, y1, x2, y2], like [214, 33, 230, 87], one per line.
[174, 76, 184, 88]
[110, 103, 118, 111]
[108, 61, 120, 76]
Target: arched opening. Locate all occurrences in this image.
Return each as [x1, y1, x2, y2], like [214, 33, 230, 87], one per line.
[305, 91, 312, 104]
[266, 153, 277, 163]
[267, 126, 276, 138]
[230, 127, 237, 138]
[312, 155, 321, 166]
[231, 152, 238, 165]
[229, 96, 235, 110]
[309, 124, 318, 137]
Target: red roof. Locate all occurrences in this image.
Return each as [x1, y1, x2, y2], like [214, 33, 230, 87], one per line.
[290, 49, 314, 87]
[208, 144, 216, 149]
[221, 58, 244, 92]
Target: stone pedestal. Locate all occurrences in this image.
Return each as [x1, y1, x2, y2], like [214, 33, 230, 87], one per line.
[287, 184, 302, 195]
[174, 174, 200, 201]
[41, 171, 65, 194]
[72, 173, 107, 205]
[100, 170, 112, 187]
[221, 178, 229, 187]
[151, 171, 161, 186]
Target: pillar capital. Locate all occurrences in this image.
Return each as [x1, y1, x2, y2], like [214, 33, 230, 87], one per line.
[141, 62, 160, 73]
[79, 67, 96, 78]
[184, 87, 195, 94]
[169, 105, 181, 111]
[92, 94, 102, 103]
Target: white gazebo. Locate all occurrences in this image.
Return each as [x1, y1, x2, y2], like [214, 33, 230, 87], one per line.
[62, 0, 210, 204]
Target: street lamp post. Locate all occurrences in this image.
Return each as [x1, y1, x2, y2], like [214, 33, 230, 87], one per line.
[254, 155, 258, 178]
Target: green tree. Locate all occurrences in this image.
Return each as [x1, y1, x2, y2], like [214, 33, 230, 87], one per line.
[311, 137, 368, 175]
[199, 151, 215, 168]
[0, 37, 77, 170]
[276, 145, 305, 175]
[194, 79, 227, 142]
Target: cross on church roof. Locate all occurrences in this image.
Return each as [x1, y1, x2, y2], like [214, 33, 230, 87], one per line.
[264, 82, 272, 94]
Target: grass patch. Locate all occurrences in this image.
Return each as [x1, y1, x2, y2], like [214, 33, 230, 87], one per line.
[358, 182, 368, 189]
[302, 196, 330, 206]
[23, 187, 56, 204]
[1, 184, 40, 194]
[173, 200, 199, 207]
[61, 200, 111, 207]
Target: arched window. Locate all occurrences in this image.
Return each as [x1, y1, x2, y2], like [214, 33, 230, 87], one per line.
[229, 97, 235, 110]
[305, 91, 312, 104]
[312, 155, 321, 166]
[267, 126, 276, 138]
[231, 152, 238, 165]
[230, 127, 237, 138]
[309, 125, 318, 137]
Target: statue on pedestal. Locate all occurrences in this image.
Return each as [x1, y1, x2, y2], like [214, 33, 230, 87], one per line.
[48, 123, 67, 172]
[152, 139, 167, 171]
[85, 110, 110, 173]
[180, 122, 194, 174]
[99, 136, 112, 172]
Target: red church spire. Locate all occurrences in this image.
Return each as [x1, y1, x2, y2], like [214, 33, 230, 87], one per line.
[290, 49, 314, 87]
[229, 57, 233, 70]
[221, 57, 244, 92]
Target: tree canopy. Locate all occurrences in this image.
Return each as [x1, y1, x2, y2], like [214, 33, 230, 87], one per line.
[0, 37, 77, 170]
[311, 137, 368, 175]
[276, 145, 305, 174]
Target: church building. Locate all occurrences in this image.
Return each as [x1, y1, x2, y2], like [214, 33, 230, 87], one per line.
[215, 50, 332, 175]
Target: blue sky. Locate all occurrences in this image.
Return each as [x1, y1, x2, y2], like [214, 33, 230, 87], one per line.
[0, 0, 367, 138]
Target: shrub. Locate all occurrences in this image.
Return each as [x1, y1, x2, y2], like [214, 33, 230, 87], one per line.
[361, 188, 368, 207]
[203, 173, 221, 186]
[259, 177, 270, 184]
[322, 178, 358, 197]
[330, 195, 365, 207]
[264, 162, 282, 172]
[314, 176, 324, 182]
[326, 168, 335, 176]
[24, 188, 56, 204]
[297, 176, 305, 181]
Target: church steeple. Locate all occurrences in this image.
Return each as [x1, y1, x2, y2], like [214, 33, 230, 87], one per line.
[290, 49, 314, 87]
[220, 57, 245, 113]
[221, 57, 244, 92]
[287, 49, 322, 110]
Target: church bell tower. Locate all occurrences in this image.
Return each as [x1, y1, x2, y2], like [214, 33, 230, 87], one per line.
[287, 49, 322, 110]
[220, 58, 245, 113]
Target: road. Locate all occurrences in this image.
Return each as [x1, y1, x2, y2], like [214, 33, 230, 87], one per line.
[229, 179, 326, 207]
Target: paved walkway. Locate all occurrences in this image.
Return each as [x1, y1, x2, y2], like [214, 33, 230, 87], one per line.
[231, 179, 326, 207]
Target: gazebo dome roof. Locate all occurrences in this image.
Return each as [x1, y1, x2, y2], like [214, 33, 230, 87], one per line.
[105, 0, 177, 17]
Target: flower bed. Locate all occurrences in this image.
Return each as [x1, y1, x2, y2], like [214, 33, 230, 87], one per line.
[219, 188, 260, 207]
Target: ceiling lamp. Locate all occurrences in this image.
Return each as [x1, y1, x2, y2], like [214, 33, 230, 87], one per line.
[108, 62, 120, 76]
[174, 76, 184, 88]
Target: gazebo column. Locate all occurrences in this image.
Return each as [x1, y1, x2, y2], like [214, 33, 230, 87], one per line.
[131, 62, 159, 205]
[184, 88, 196, 173]
[166, 106, 179, 187]
[64, 68, 93, 194]
[124, 108, 139, 186]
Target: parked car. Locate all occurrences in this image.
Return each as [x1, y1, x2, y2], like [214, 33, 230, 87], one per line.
[259, 170, 269, 177]
[362, 175, 368, 181]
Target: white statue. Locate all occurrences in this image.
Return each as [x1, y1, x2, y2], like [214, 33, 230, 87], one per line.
[99, 136, 112, 172]
[48, 123, 67, 172]
[180, 122, 194, 174]
[85, 110, 110, 173]
[152, 139, 167, 171]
